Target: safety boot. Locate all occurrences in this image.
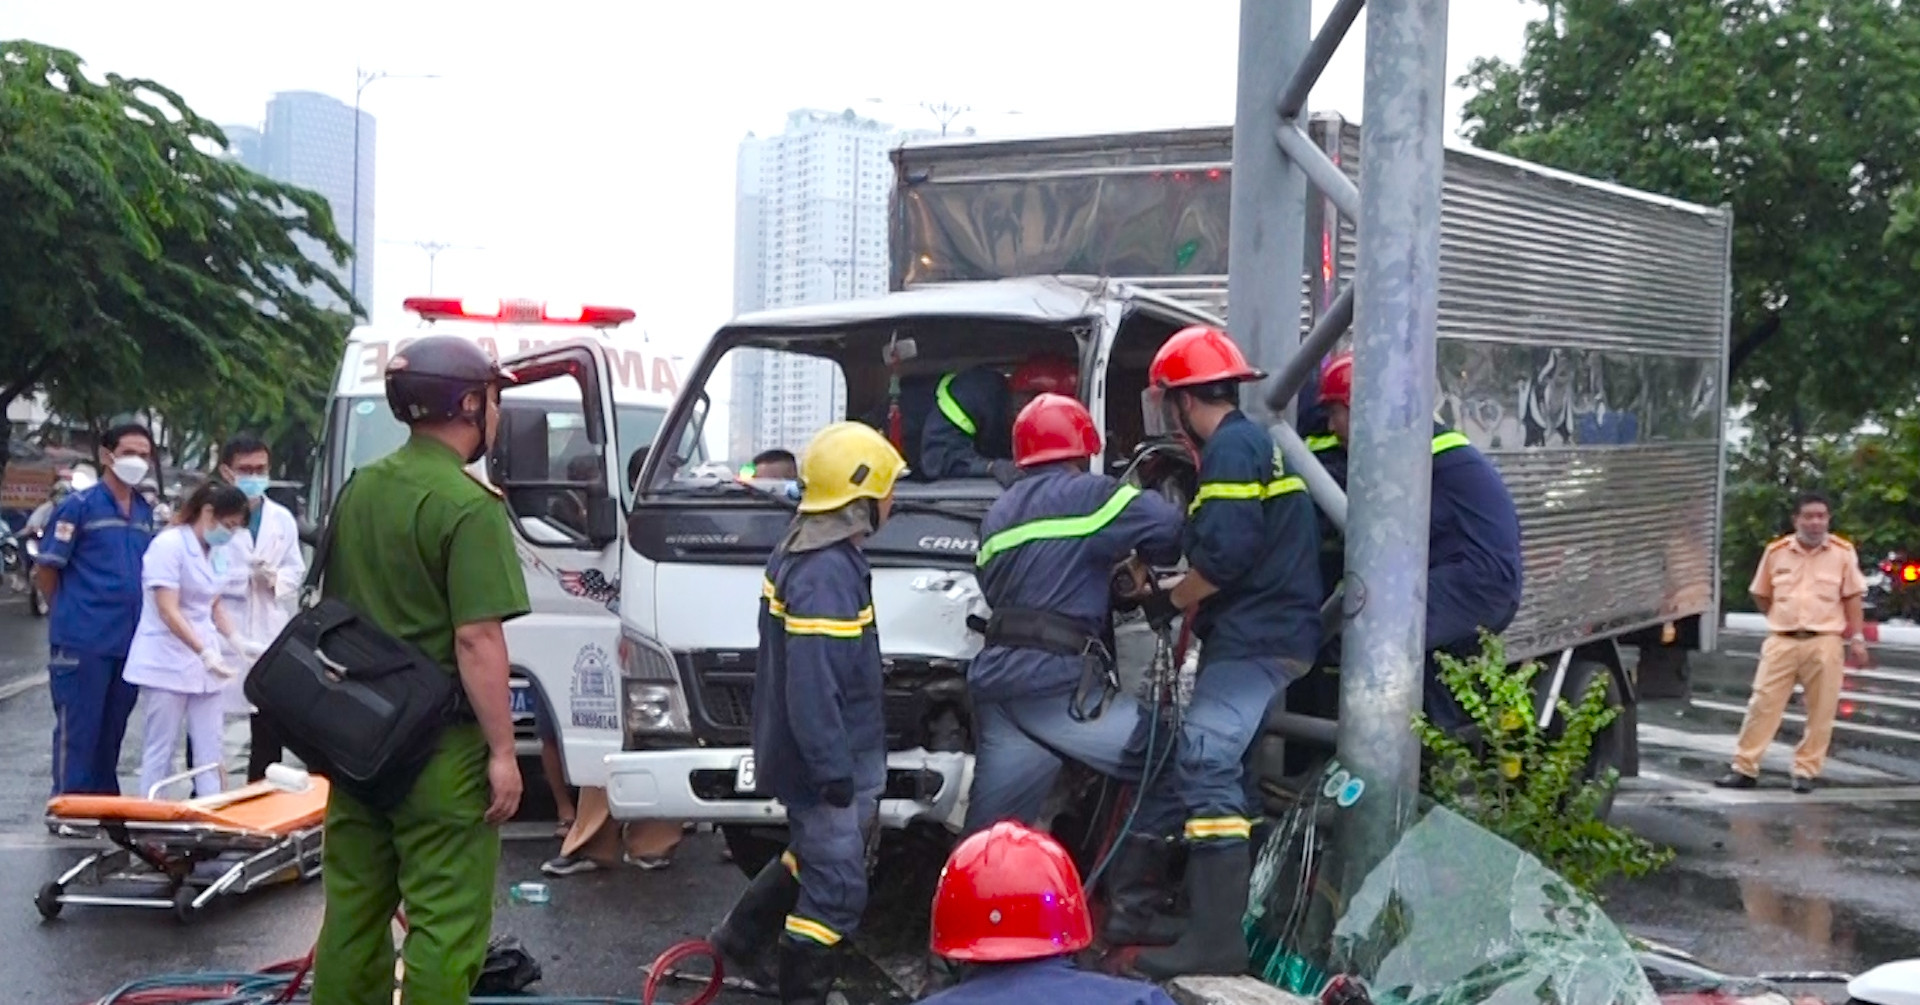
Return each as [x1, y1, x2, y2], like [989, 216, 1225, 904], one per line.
[1133, 845, 1252, 979]
[707, 856, 798, 987]
[1099, 834, 1186, 946]
[776, 933, 841, 1005]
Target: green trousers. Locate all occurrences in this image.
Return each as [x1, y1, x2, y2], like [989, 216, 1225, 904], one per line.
[311, 724, 499, 1005]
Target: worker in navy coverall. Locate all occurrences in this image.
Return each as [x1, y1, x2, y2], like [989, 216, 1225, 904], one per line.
[1130, 325, 1324, 979]
[33, 422, 159, 797]
[711, 421, 907, 1005]
[965, 393, 1186, 946]
[920, 356, 1079, 486]
[1314, 350, 1524, 733]
[921, 820, 1179, 1005]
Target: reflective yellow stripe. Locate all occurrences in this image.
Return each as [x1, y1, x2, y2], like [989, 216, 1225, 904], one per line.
[1187, 476, 1306, 515]
[1432, 430, 1470, 454]
[1305, 434, 1341, 452]
[762, 578, 786, 617]
[976, 485, 1141, 567]
[1184, 816, 1253, 841]
[784, 915, 842, 946]
[780, 850, 799, 878]
[783, 606, 875, 639]
[935, 374, 977, 437]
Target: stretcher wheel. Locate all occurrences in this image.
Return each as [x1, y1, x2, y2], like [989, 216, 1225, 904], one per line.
[35, 882, 62, 920]
[172, 886, 197, 924]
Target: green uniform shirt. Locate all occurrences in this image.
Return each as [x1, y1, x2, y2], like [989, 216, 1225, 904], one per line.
[323, 435, 531, 670]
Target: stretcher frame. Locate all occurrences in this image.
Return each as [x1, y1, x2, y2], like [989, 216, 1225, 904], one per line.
[37, 764, 327, 923]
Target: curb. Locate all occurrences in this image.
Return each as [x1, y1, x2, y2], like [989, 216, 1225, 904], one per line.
[1168, 977, 1316, 1005]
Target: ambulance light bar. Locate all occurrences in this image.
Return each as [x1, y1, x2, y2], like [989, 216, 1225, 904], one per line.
[402, 297, 637, 328]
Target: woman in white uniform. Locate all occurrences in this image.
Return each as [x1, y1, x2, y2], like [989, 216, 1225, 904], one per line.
[210, 434, 307, 781]
[123, 481, 257, 799]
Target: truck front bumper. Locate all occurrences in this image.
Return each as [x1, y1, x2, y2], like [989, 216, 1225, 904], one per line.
[603, 747, 971, 832]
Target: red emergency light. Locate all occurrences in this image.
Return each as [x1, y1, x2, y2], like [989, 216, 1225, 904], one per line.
[402, 296, 636, 328]
[1881, 558, 1920, 584]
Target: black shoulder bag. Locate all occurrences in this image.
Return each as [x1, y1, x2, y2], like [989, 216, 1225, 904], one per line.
[244, 477, 466, 812]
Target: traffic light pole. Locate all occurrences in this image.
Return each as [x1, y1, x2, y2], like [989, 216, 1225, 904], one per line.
[1232, 0, 1452, 882]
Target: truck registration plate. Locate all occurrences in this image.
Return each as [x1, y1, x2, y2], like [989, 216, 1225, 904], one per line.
[510, 685, 533, 717]
[735, 755, 756, 793]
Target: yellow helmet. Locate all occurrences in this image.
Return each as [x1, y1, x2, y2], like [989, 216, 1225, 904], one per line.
[797, 422, 908, 514]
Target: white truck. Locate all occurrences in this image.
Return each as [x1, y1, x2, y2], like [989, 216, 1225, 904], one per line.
[586, 113, 1732, 884]
[308, 295, 692, 781]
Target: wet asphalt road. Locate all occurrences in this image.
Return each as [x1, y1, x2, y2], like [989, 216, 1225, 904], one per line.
[3, 596, 1919, 1001]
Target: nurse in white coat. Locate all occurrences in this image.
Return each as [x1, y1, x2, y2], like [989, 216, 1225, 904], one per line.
[213, 436, 307, 781]
[124, 482, 256, 799]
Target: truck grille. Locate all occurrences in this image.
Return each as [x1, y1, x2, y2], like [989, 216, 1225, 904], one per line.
[683, 650, 970, 751]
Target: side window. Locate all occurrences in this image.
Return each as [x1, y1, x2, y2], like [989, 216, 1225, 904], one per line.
[495, 401, 609, 547]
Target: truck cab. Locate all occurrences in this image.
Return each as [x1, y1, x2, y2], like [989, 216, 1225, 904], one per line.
[312, 296, 690, 781]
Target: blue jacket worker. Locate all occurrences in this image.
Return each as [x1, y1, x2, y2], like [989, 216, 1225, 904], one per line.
[32, 422, 159, 797]
[965, 392, 1186, 947]
[1316, 350, 1524, 732]
[1131, 325, 1324, 979]
[718, 421, 906, 1005]
[921, 820, 1179, 1005]
[920, 356, 1079, 486]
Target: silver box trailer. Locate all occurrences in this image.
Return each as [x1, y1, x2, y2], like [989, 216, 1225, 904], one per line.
[890, 113, 1734, 770]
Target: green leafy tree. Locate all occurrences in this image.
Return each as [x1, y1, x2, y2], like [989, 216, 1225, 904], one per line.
[1458, 0, 1920, 433]
[0, 40, 356, 484]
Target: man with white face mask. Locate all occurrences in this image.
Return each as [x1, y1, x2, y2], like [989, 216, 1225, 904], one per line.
[213, 432, 307, 781]
[33, 422, 159, 797]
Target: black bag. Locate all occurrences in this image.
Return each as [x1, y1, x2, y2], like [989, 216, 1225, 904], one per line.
[244, 477, 465, 811]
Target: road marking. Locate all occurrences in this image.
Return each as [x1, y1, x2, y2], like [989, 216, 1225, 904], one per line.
[1617, 783, 1920, 809]
[0, 675, 47, 702]
[1689, 697, 1920, 746]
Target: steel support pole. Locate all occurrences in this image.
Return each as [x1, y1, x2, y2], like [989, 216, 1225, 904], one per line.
[1338, 0, 1451, 884]
[1229, 0, 1312, 429]
[1263, 284, 1355, 412]
[1273, 422, 1347, 532]
[1279, 0, 1367, 120]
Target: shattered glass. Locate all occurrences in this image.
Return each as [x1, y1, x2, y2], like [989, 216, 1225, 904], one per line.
[1246, 761, 1659, 1005]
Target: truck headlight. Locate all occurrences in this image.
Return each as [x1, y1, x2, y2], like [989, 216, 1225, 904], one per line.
[617, 625, 690, 746]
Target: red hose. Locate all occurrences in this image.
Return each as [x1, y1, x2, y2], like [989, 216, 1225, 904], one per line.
[641, 939, 725, 1005]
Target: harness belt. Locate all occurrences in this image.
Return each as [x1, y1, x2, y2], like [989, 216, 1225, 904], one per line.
[975, 607, 1119, 722]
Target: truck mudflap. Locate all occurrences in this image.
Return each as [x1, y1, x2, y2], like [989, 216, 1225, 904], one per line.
[603, 747, 973, 832]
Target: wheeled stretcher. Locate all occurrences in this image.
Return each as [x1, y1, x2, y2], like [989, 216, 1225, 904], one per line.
[37, 764, 329, 923]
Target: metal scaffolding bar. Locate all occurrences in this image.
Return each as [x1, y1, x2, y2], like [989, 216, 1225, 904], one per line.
[1278, 0, 1367, 119]
[1229, 0, 1313, 429]
[1338, 0, 1452, 879]
[1274, 421, 1347, 532]
[1263, 284, 1355, 412]
[1274, 124, 1361, 220]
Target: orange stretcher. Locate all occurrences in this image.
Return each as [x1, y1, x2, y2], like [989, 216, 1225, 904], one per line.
[38, 764, 329, 923]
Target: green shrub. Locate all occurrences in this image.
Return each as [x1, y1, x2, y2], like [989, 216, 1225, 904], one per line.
[1413, 631, 1674, 895]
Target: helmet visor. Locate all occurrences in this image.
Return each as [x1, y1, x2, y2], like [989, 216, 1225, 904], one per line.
[1141, 387, 1181, 439]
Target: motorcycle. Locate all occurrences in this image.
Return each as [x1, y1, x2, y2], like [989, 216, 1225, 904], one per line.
[21, 528, 47, 617]
[1, 523, 49, 618]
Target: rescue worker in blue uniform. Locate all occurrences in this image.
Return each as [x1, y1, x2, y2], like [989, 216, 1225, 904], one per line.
[712, 421, 907, 1005]
[1130, 325, 1323, 979]
[1314, 350, 1525, 733]
[964, 392, 1186, 946]
[33, 422, 158, 796]
[920, 820, 1179, 1005]
[921, 355, 1079, 486]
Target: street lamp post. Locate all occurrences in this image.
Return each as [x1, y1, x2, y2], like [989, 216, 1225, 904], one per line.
[351, 66, 439, 313]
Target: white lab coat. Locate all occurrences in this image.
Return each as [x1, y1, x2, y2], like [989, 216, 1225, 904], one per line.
[217, 498, 306, 715]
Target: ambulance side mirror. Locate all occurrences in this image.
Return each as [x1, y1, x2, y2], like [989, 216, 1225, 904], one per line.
[585, 496, 620, 549]
[297, 518, 319, 547]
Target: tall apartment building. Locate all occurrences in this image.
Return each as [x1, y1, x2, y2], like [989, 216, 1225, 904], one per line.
[223, 90, 375, 314]
[727, 109, 911, 463]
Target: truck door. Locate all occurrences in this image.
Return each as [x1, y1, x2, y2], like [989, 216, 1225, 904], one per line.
[491, 341, 624, 552]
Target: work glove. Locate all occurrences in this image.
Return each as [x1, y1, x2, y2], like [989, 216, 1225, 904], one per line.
[200, 647, 236, 680]
[1139, 589, 1181, 631]
[987, 459, 1021, 489]
[819, 778, 854, 808]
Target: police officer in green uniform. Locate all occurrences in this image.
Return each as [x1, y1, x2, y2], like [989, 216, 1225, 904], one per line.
[311, 336, 532, 1005]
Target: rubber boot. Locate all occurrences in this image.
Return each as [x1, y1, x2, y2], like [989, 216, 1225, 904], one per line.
[1099, 835, 1186, 946]
[708, 857, 798, 987]
[1134, 845, 1252, 979]
[776, 934, 840, 1005]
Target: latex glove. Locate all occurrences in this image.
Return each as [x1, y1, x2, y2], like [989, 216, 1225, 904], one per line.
[987, 459, 1021, 489]
[819, 777, 854, 808]
[224, 633, 266, 660]
[250, 559, 276, 592]
[200, 647, 237, 679]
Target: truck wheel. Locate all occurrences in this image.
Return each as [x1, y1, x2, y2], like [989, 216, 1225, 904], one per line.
[1549, 660, 1626, 820]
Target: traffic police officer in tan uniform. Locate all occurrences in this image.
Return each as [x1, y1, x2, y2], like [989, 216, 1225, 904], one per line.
[311, 336, 532, 1004]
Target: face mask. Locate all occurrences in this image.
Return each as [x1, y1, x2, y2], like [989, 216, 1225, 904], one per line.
[205, 526, 235, 548]
[111, 456, 150, 487]
[236, 475, 270, 500]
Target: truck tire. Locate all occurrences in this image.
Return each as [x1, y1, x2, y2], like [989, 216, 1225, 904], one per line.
[1548, 660, 1626, 820]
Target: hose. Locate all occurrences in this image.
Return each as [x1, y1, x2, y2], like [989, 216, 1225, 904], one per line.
[1082, 615, 1193, 891]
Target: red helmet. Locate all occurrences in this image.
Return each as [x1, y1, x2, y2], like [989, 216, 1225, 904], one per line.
[1013, 394, 1101, 468]
[930, 821, 1093, 962]
[1319, 350, 1353, 407]
[1148, 325, 1264, 389]
[1010, 356, 1079, 396]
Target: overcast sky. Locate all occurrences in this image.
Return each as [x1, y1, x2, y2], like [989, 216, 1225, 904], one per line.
[14, 1, 1540, 348]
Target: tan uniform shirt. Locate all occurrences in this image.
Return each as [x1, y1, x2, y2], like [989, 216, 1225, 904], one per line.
[1749, 534, 1866, 635]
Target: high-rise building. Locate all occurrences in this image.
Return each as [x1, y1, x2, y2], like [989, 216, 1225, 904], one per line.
[223, 91, 375, 314]
[728, 109, 918, 463]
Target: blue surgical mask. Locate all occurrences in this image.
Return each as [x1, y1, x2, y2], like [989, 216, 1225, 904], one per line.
[236, 475, 270, 500]
[205, 526, 235, 548]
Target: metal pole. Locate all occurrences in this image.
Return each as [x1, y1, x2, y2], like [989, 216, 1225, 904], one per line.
[1279, 0, 1367, 120]
[1338, 0, 1451, 882]
[1229, 0, 1312, 429]
[1263, 284, 1355, 412]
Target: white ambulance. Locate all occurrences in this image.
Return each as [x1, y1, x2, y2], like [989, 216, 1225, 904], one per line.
[310, 295, 694, 783]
